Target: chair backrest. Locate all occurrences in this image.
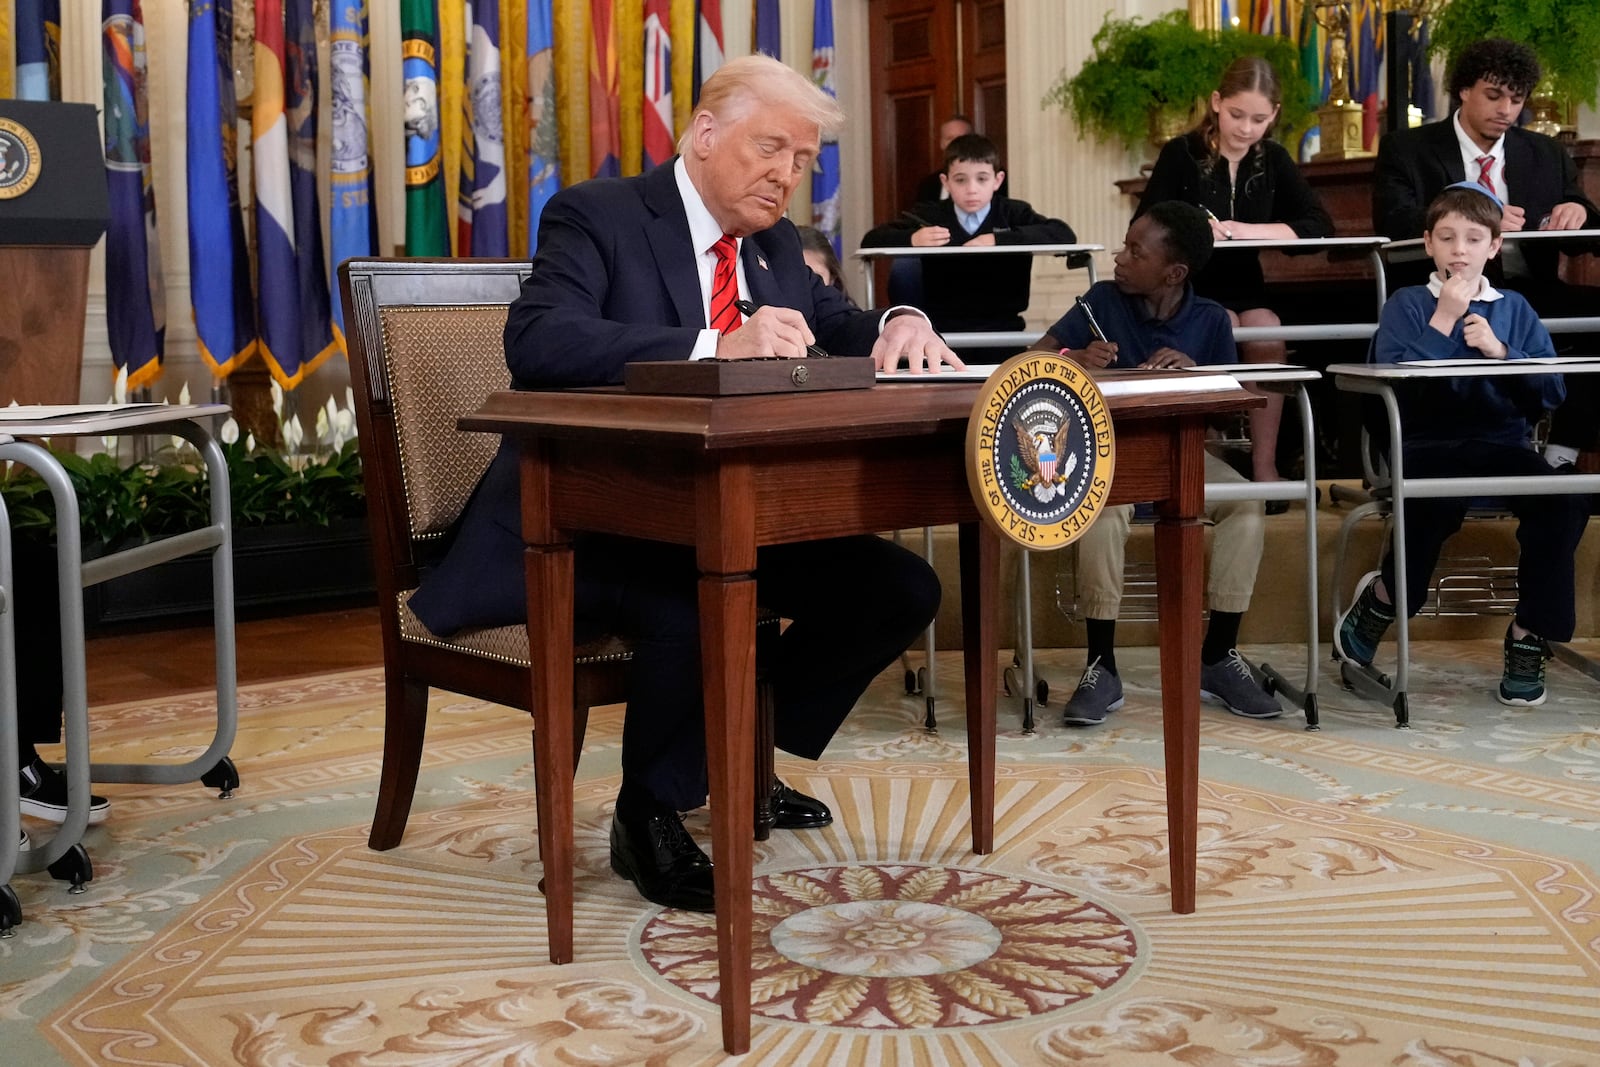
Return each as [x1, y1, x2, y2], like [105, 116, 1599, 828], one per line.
[338, 259, 531, 603]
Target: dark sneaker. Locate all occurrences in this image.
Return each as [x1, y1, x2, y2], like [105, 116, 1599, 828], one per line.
[19, 757, 110, 826]
[1062, 658, 1124, 726]
[1334, 570, 1394, 668]
[1499, 629, 1551, 708]
[1200, 650, 1283, 719]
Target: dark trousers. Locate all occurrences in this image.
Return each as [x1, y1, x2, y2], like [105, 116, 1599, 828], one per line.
[1380, 442, 1589, 641]
[9, 537, 64, 750]
[576, 534, 940, 811]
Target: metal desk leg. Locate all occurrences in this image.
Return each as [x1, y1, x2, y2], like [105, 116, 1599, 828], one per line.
[1258, 383, 1322, 728]
[1, 493, 22, 933]
[0, 441, 94, 893]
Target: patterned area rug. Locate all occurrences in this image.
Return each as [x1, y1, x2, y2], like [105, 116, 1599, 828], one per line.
[5, 642, 1599, 1066]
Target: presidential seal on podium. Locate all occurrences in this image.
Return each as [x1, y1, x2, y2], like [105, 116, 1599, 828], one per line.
[966, 351, 1114, 549]
[0, 117, 42, 200]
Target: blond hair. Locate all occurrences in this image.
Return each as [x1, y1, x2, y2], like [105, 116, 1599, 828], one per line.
[677, 54, 844, 152]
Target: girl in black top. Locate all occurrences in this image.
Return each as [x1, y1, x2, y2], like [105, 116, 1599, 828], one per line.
[1138, 56, 1333, 482]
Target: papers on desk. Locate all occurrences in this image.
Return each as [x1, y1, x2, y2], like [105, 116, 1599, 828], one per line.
[1397, 357, 1588, 367]
[0, 403, 170, 421]
[875, 366, 1242, 394]
[1183, 362, 1302, 372]
[876, 365, 1005, 382]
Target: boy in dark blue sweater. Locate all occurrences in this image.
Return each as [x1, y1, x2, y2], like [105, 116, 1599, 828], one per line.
[1336, 183, 1590, 706]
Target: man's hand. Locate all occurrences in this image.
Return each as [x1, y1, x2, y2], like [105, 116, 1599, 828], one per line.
[1208, 217, 1233, 242]
[1139, 346, 1194, 370]
[910, 226, 951, 247]
[716, 306, 815, 360]
[1462, 313, 1507, 359]
[1501, 204, 1527, 232]
[1542, 202, 1589, 231]
[872, 312, 966, 373]
[964, 233, 996, 247]
[1070, 339, 1119, 368]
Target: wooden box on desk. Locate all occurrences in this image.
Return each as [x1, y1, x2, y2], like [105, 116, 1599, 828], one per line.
[623, 356, 874, 396]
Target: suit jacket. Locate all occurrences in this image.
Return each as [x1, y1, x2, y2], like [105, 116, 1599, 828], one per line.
[409, 161, 892, 635]
[860, 195, 1075, 331]
[1373, 118, 1600, 283]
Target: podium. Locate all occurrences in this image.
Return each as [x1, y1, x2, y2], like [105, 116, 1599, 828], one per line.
[0, 101, 109, 406]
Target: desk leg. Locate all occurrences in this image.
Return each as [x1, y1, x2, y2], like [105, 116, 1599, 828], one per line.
[1154, 507, 1203, 916]
[526, 542, 576, 963]
[959, 520, 999, 855]
[700, 573, 757, 1055]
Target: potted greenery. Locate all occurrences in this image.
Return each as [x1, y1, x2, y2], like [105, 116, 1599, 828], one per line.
[0, 390, 371, 626]
[1427, 0, 1600, 115]
[1046, 11, 1313, 154]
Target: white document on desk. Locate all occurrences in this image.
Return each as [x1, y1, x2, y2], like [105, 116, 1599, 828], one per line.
[1396, 357, 1586, 367]
[875, 367, 1242, 394]
[1183, 362, 1302, 372]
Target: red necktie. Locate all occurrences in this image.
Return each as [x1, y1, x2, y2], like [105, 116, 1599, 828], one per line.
[709, 235, 742, 334]
[1476, 155, 1496, 195]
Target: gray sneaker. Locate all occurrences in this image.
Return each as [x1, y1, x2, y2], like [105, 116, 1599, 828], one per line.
[1062, 657, 1124, 726]
[1200, 650, 1283, 719]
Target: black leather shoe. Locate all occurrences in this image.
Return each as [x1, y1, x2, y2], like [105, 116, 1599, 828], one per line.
[609, 797, 716, 912]
[770, 779, 833, 830]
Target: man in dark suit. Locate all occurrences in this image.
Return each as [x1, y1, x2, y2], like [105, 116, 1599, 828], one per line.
[1373, 38, 1600, 467]
[409, 54, 958, 913]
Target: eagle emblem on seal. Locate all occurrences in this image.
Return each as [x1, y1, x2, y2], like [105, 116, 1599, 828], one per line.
[1011, 412, 1078, 503]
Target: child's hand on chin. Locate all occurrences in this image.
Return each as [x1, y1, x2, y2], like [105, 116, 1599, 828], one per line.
[1437, 272, 1476, 322]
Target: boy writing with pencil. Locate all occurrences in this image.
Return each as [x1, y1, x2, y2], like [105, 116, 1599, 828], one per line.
[1034, 202, 1279, 725]
[862, 134, 1075, 355]
[1335, 183, 1589, 706]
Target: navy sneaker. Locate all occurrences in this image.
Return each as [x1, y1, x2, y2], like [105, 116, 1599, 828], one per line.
[1200, 650, 1283, 718]
[1062, 658, 1124, 726]
[1499, 629, 1551, 707]
[1334, 570, 1394, 668]
[20, 757, 110, 826]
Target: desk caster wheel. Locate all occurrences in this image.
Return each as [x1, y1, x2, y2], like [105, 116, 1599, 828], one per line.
[0, 885, 20, 936]
[202, 756, 240, 799]
[48, 843, 92, 893]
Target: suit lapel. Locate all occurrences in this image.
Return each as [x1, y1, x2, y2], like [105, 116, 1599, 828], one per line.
[742, 233, 783, 310]
[1429, 120, 1466, 184]
[1502, 130, 1536, 209]
[640, 162, 707, 327]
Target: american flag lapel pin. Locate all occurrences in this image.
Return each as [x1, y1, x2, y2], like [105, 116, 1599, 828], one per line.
[757, 254, 769, 271]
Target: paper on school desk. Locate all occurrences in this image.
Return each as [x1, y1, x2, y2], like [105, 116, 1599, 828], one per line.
[874, 366, 1241, 394]
[1183, 362, 1304, 372]
[0, 403, 169, 421]
[1396, 357, 1581, 367]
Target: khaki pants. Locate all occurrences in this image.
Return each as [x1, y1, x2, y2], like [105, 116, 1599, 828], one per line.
[1075, 451, 1265, 620]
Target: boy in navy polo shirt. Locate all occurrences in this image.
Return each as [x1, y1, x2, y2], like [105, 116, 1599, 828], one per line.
[1335, 183, 1588, 706]
[1036, 201, 1278, 725]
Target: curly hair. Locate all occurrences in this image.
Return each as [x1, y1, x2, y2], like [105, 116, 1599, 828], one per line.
[1144, 200, 1213, 276]
[1447, 38, 1541, 102]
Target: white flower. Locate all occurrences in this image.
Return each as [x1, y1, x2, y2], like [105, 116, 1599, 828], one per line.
[178, 382, 191, 406]
[282, 413, 305, 453]
[112, 367, 129, 405]
[246, 431, 257, 452]
[315, 405, 331, 445]
[219, 417, 240, 445]
[270, 380, 285, 419]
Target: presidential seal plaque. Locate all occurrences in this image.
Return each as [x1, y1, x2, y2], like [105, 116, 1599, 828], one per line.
[0, 117, 42, 200]
[966, 351, 1114, 549]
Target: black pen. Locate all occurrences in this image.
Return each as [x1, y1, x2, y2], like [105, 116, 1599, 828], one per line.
[735, 299, 830, 358]
[901, 210, 934, 227]
[1074, 295, 1109, 344]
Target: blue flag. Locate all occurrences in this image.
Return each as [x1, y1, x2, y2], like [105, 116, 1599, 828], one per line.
[330, 0, 377, 351]
[461, 0, 508, 256]
[284, 0, 337, 384]
[755, 0, 780, 59]
[810, 0, 840, 256]
[102, 0, 165, 391]
[14, 0, 59, 101]
[187, 0, 256, 378]
[527, 0, 561, 251]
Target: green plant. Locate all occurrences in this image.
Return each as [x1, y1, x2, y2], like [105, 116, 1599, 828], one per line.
[1, 439, 365, 549]
[1427, 0, 1600, 108]
[1045, 11, 1313, 152]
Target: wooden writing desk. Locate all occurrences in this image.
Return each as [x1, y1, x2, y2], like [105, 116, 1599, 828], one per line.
[464, 378, 1256, 1053]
